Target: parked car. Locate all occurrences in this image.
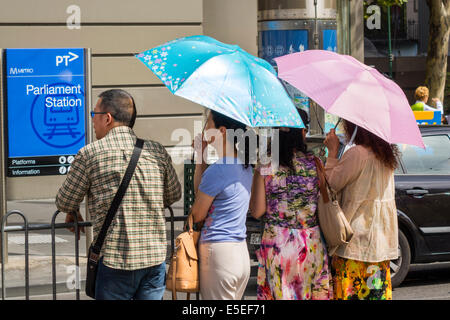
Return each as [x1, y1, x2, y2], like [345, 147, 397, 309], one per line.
[246, 125, 450, 288]
[392, 125, 450, 287]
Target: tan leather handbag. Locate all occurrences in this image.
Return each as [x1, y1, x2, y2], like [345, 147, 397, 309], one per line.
[166, 214, 200, 300]
[314, 157, 354, 256]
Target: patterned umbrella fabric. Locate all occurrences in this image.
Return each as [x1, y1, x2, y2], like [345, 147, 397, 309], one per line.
[275, 50, 424, 148]
[136, 35, 304, 128]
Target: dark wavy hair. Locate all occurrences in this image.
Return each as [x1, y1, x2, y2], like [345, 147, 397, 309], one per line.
[210, 110, 253, 168]
[278, 108, 310, 171]
[343, 120, 400, 170]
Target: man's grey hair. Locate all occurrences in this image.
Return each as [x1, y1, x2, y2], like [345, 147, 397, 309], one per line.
[98, 89, 137, 128]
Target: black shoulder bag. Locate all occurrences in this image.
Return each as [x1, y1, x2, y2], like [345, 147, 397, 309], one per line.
[85, 138, 144, 299]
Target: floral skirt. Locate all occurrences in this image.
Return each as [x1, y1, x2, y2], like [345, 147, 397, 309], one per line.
[256, 225, 332, 300]
[332, 256, 392, 300]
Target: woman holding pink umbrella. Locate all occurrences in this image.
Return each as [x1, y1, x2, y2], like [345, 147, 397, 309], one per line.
[323, 122, 400, 300]
[275, 49, 425, 300]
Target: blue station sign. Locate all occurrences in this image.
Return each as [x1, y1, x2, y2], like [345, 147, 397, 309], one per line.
[4, 48, 87, 177]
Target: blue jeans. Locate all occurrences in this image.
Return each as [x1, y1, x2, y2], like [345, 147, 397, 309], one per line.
[95, 258, 166, 300]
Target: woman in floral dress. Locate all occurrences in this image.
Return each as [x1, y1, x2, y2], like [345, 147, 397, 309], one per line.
[250, 109, 332, 300]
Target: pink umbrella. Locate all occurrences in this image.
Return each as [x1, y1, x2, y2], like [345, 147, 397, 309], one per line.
[274, 50, 424, 148]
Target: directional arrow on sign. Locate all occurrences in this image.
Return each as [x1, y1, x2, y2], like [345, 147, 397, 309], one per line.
[68, 52, 79, 62]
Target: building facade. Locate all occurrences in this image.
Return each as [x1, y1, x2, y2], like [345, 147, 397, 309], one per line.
[0, 0, 448, 202]
[0, 0, 258, 200]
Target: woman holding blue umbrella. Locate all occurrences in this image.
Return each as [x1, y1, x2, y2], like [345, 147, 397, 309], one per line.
[190, 110, 253, 300]
[136, 35, 306, 299]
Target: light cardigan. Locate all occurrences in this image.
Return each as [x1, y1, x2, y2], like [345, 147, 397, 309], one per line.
[325, 145, 399, 263]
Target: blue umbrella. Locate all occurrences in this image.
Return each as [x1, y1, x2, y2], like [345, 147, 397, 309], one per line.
[136, 35, 304, 128]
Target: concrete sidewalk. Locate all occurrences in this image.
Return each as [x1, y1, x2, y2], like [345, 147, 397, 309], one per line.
[2, 255, 89, 299]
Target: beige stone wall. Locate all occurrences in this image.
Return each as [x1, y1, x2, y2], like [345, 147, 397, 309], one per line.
[203, 0, 258, 55]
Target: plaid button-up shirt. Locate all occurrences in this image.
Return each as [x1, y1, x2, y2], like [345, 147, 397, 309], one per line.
[56, 126, 181, 270]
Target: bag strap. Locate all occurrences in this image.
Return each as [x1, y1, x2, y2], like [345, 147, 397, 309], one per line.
[171, 255, 177, 300]
[314, 156, 332, 203]
[184, 209, 204, 233]
[92, 138, 144, 254]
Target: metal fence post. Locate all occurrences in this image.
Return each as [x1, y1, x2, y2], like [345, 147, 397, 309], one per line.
[1, 210, 29, 300]
[51, 210, 81, 300]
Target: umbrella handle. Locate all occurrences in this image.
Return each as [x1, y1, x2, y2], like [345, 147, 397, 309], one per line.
[348, 126, 358, 145]
[333, 118, 342, 130]
[192, 120, 208, 163]
[311, 105, 324, 135]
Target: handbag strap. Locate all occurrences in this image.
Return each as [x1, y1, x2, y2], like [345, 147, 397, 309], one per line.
[171, 255, 177, 300]
[314, 156, 332, 203]
[92, 138, 145, 253]
[184, 209, 204, 233]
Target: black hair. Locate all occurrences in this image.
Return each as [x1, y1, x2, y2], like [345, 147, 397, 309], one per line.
[210, 110, 254, 168]
[98, 89, 137, 128]
[278, 108, 309, 171]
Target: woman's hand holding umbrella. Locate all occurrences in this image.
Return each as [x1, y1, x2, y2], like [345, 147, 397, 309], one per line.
[192, 133, 209, 165]
[192, 132, 209, 195]
[324, 129, 340, 159]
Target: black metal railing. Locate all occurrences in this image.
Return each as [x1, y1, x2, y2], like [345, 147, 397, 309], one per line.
[0, 206, 183, 300]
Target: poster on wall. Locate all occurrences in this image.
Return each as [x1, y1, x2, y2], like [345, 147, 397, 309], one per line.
[260, 29, 309, 65]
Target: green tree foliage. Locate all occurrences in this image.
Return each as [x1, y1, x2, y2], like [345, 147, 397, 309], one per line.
[364, 0, 407, 10]
[376, 0, 407, 7]
[424, 0, 450, 109]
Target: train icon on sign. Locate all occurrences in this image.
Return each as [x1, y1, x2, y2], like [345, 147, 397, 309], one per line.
[43, 94, 81, 140]
[30, 82, 85, 149]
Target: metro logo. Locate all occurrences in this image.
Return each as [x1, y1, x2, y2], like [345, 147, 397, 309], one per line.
[9, 67, 34, 75]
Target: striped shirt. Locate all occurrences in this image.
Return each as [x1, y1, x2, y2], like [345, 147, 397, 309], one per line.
[56, 126, 182, 270]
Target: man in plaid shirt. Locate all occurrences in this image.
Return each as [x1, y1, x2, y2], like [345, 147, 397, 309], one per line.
[56, 89, 181, 300]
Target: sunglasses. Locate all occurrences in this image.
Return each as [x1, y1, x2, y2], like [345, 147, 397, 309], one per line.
[90, 111, 108, 118]
[90, 111, 117, 120]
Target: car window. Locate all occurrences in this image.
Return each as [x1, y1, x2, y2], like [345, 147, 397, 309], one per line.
[394, 159, 404, 174]
[399, 134, 450, 174]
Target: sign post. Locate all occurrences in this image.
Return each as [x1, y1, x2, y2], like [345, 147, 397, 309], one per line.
[1, 48, 90, 263]
[0, 49, 7, 262]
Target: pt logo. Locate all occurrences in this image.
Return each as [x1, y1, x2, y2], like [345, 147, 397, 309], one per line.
[56, 52, 79, 67]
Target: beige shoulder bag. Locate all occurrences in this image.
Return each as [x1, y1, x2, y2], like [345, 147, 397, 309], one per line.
[314, 157, 354, 256]
[166, 214, 201, 300]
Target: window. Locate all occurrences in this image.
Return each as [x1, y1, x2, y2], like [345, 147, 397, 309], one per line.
[394, 161, 404, 174]
[400, 135, 450, 174]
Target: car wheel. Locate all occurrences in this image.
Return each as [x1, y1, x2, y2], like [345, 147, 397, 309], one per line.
[390, 229, 411, 288]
